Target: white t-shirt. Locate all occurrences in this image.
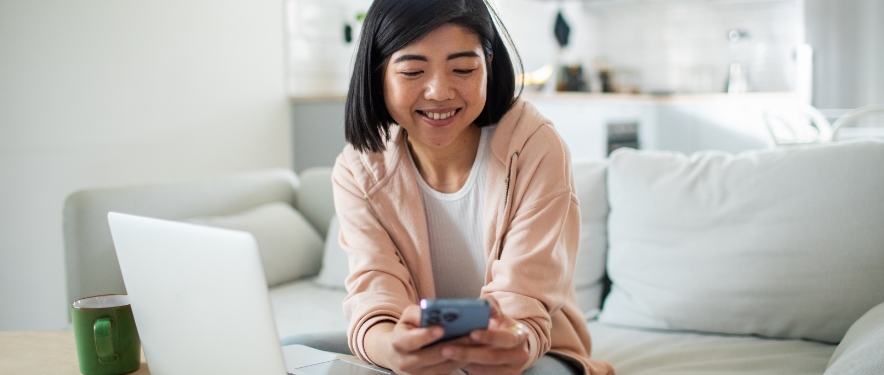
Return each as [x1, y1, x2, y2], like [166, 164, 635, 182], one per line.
[409, 125, 496, 299]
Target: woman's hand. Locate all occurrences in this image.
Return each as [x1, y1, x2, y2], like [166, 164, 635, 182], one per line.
[440, 297, 531, 375]
[365, 305, 468, 375]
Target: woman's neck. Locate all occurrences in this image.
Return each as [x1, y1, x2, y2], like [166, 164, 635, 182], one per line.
[407, 125, 482, 194]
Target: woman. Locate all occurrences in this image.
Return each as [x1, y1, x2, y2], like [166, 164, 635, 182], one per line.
[330, 0, 613, 374]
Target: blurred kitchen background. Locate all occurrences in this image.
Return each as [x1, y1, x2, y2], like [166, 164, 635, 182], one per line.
[288, 0, 883, 171]
[0, 0, 881, 331]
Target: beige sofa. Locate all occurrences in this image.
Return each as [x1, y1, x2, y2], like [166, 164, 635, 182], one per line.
[64, 139, 884, 374]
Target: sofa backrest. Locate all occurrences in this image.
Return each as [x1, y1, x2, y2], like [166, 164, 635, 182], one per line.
[63, 168, 302, 306]
[296, 168, 335, 238]
[572, 159, 610, 316]
[598, 139, 884, 343]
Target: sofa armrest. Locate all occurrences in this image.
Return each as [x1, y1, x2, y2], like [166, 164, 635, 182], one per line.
[63, 168, 299, 306]
[824, 301, 884, 374]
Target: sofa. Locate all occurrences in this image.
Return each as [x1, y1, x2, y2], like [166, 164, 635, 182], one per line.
[63, 139, 884, 374]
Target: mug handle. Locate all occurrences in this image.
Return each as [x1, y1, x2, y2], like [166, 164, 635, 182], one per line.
[94, 317, 117, 363]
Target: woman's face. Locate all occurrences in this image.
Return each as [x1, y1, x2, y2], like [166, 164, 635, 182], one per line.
[383, 24, 488, 152]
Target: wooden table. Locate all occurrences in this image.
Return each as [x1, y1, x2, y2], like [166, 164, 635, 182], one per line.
[0, 331, 149, 375]
[0, 332, 464, 375]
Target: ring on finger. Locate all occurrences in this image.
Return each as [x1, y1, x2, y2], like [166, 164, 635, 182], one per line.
[507, 322, 528, 338]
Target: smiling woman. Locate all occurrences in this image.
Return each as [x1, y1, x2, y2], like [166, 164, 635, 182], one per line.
[282, 1, 615, 374]
[383, 24, 488, 193]
[344, 0, 518, 155]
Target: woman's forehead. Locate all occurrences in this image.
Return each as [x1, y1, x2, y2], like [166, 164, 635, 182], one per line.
[392, 24, 483, 58]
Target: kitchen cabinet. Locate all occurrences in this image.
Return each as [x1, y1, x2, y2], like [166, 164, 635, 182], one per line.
[525, 92, 801, 160]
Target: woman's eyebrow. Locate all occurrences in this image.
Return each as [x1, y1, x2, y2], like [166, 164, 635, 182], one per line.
[392, 54, 427, 63]
[391, 51, 480, 64]
[447, 51, 480, 60]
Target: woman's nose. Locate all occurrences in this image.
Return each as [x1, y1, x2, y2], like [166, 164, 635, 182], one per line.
[424, 73, 454, 101]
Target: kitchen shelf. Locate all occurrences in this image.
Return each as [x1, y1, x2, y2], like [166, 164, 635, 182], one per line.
[522, 91, 797, 103]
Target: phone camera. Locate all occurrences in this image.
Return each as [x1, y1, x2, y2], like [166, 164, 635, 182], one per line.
[442, 309, 459, 323]
[426, 308, 441, 325]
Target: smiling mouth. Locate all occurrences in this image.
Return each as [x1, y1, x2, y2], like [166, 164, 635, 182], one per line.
[418, 109, 460, 120]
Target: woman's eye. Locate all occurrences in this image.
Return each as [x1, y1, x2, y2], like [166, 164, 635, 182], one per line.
[401, 71, 422, 77]
[454, 69, 477, 75]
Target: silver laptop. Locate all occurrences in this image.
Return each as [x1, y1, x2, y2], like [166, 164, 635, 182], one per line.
[108, 212, 391, 375]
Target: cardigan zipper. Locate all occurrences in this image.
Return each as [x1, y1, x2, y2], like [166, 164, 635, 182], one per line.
[494, 150, 520, 261]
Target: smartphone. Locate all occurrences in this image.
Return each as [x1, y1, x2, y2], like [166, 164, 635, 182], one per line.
[419, 298, 491, 343]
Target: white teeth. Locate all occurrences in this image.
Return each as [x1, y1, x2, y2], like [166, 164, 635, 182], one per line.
[424, 110, 455, 120]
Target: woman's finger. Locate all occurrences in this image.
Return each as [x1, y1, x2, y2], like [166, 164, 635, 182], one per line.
[394, 348, 446, 372]
[394, 337, 472, 374]
[399, 304, 423, 326]
[468, 322, 528, 349]
[441, 343, 529, 366]
[391, 305, 445, 352]
[392, 324, 444, 352]
[480, 295, 503, 320]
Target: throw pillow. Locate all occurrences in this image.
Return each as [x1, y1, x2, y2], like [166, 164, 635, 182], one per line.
[572, 159, 609, 315]
[599, 140, 884, 343]
[825, 302, 884, 375]
[315, 215, 349, 290]
[186, 202, 323, 287]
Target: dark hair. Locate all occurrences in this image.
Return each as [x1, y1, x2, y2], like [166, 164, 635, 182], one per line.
[345, 0, 523, 153]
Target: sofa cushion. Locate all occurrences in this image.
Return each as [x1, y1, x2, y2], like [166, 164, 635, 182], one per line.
[599, 140, 884, 343]
[270, 277, 349, 339]
[187, 202, 324, 287]
[824, 302, 884, 375]
[316, 215, 348, 290]
[588, 321, 835, 375]
[572, 160, 609, 316]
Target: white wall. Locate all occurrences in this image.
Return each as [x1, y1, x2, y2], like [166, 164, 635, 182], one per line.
[586, 0, 801, 94]
[287, 0, 372, 96]
[291, 100, 347, 172]
[806, 0, 884, 110]
[496, 0, 597, 75]
[0, 0, 291, 330]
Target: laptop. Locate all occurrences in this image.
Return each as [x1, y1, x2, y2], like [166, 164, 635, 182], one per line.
[108, 212, 391, 375]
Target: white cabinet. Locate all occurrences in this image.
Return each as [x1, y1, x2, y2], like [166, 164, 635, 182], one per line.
[526, 93, 801, 160]
[530, 95, 656, 160]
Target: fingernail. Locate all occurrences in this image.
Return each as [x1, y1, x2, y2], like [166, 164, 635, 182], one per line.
[471, 332, 481, 341]
[433, 327, 444, 337]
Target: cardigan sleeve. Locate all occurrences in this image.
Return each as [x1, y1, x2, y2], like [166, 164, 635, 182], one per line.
[332, 152, 418, 365]
[480, 124, 582, 369]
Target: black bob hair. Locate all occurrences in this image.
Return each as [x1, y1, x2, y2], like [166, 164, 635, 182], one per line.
[344, 0, 523, 153]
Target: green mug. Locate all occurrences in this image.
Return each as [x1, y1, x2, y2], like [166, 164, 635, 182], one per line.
[71, 295, 141, 375]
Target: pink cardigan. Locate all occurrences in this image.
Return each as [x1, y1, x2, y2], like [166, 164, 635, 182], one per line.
[332, 100, 614, 374]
